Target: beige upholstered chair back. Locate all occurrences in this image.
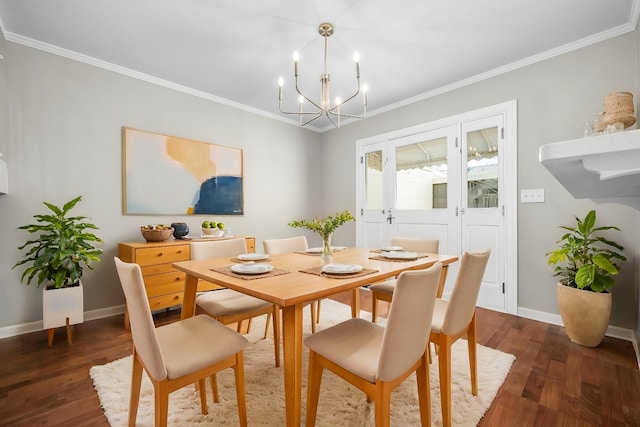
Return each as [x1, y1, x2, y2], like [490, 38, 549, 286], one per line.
[377, 262, 442, 382]
[263, 236, 308, 255]
[114, 257, 167, 381]
[190, 238, 247, 260]
[391, 237, 439, 253]
[441, 249, 491, 336]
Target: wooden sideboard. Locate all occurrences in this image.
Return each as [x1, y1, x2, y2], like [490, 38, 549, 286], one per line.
[118, 237, 255, 329]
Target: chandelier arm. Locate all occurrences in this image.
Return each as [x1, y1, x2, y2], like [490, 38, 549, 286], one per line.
[323, 110, 338, 128]
[300, 111, 324, 126]
[294, 81, 323, 111]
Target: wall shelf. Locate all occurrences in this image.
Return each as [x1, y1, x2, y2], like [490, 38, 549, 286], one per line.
[539, 129, 640, 210]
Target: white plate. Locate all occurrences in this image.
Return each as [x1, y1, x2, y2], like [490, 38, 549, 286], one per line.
[231, 263, 274, 275]
[321, 263, 363, 275]
[381, 251, 419, 260]
[237, 253, 269, 261]
[380, 246, 403, 252]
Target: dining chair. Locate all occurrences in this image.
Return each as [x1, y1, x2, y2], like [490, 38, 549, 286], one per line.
[429, 249, 490, 427]
[114, 257, 249, 427]
[369, 237, 440, 323]
[262, 235, 321, 333]
[191, 239, 281, 367]
[304, 262, 443, 427]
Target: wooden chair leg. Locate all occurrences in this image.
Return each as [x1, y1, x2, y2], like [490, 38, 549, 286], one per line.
[375, 382, 392, 427]
[264, 312, 272, 339]
[198, 378, 209, 414]
[315, 300, 322, 323]
[210, 374, 219, 403]
[155, 381, 170, 427]
[371, 293, 379, 323]
[310, 303, 317, 334]
[438, 335, 453, 427]
[416, 352, 431, 427]
[47, 328, 55, 348]
[234, 353, 248, 427]
[129, 355, 143, 427]
[305, 351, 323, 427]
[468, 314, 478, 395]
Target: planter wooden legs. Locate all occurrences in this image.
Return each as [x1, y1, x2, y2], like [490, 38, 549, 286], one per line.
[47, 317, 73, 348]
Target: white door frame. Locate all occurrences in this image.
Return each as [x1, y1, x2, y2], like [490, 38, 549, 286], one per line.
[355, 100, 518, 314]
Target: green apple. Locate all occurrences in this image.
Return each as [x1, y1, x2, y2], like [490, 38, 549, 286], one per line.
[202, 221, 210, 228]
[217, 222, 224, 229]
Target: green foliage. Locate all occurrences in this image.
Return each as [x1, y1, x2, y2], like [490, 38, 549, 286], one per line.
[288, 210, 355, 240]
[13, 196, 103, 289]
[546, 210, 626, 292]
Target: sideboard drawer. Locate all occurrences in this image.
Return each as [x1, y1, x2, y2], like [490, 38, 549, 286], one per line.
[135, 245, 190, 266]
[144, 272, 186, 297]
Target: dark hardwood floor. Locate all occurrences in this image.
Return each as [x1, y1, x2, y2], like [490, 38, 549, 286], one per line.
[0, 289, 638, 426]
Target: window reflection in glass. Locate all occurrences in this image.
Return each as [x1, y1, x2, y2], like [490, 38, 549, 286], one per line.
[467, 127, 499, 208]
[365, 150, 383, 210]
[396, 137, 448, 210]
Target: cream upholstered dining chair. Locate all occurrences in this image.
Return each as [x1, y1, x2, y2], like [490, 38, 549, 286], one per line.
[429, 249, 490, 427]
[114, 257, 249, 427]
[304, 262, 443, 427]
[262, 236, 322, 333]
[369, 237, 440, 323]
[191, 238, 281, 367]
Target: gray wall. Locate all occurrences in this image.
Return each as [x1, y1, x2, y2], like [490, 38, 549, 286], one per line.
[0, 37, 322, 328]
[320, 31, 639, 330]
[0, 29, 638, 335]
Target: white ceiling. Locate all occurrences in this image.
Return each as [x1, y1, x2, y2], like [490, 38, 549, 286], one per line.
[0, 0, 638, 131]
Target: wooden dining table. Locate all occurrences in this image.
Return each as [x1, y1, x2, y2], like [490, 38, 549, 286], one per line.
[173, 246, 458, 426]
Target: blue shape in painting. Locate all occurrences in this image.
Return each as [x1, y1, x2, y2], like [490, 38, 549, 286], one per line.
[193, 176, 243, 215]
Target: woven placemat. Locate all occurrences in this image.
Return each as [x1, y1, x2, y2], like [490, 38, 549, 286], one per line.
[299, 266, 378, 279]
[368, 254, 431, 262]
[211, 266, 290, 280]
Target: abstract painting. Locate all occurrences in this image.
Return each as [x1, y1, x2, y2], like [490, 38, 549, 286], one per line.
[122, 127, 243, 215]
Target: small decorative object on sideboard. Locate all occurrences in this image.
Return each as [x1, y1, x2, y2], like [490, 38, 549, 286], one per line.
[201, 220, 225, 237]
[171, 222, 189, 239]
[140, 224, 174, 242]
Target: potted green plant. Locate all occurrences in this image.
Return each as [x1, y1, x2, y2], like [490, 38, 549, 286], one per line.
[13, 196, 103, 346]
[546, 209, 626, 347]
[289, 210, 355, 264]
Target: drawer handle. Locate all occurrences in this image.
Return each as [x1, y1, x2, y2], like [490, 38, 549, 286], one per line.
[176, 250, 183, 254]
[157, 252, 163, 257]
[174, 277, 181, 282]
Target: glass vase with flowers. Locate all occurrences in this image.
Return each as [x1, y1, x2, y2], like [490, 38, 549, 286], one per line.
[288, 210, 355, 265]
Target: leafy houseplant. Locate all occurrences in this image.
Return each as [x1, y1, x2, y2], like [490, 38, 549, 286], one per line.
[13, 196, 103, 289]
[547, 209, 626, 293]
[289, 210, 355, 263]
[546, 210, 626, 347]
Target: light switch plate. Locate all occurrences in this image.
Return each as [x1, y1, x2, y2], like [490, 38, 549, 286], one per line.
[521, 188, 545, 203]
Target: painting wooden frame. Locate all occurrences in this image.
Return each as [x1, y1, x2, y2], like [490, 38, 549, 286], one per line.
[122, 127, 244, 215]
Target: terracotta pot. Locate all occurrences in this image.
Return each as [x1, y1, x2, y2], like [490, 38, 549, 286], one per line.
[556, 282, 611, 347]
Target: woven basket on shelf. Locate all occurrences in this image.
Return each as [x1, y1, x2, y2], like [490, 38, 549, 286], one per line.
[140, 227, 174, 242]
[597, 92, 636, 131]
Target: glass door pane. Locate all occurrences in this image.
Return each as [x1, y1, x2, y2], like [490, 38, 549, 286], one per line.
[395, 137, 448, 210]
[466, 127, 499, 208]
[365, 150, 383, 210]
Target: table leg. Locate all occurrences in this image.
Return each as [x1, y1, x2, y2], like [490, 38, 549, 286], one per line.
[181, 274, 199, 320]
[281, 304, 303, 426]
[350, 288, 360, 318]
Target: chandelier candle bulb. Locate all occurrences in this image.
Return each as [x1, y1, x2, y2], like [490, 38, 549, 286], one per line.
[354, 52, 360, 78]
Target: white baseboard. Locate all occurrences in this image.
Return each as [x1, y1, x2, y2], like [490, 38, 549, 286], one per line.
[0, 305, 125, 340]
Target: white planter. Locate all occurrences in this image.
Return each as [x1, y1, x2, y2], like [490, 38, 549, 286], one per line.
[43, 281, 84, 329]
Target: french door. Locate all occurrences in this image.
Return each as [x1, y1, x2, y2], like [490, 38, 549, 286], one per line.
[356, 102, 516, 313]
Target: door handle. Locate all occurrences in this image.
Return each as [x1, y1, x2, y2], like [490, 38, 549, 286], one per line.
[386, 213, 395, 224]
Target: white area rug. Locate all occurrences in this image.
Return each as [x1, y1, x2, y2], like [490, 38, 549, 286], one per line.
[90, 300, 515, 426]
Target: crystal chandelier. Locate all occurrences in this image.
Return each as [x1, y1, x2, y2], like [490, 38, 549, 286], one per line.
[278, 23, 368, 128]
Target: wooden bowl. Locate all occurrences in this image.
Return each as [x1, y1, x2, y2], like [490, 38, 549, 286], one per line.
[140, 227, 174, 242]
